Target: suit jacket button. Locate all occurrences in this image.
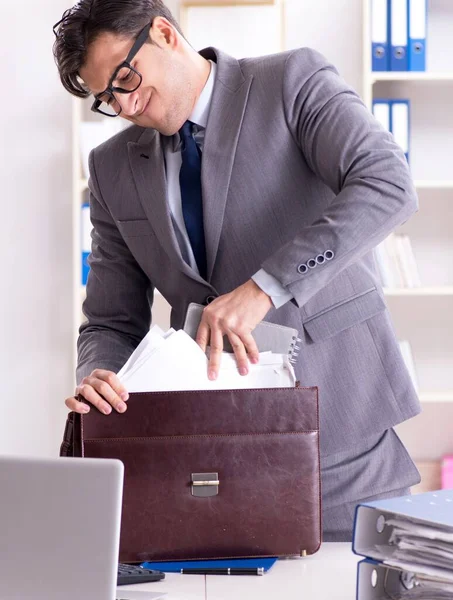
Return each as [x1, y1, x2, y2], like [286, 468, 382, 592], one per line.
[297, 264, 308, 274]
[324, 250, 335, 260]
[307, 258, 317, 269]
[316, 254, 326, 265]
[205, 295, 217, 305]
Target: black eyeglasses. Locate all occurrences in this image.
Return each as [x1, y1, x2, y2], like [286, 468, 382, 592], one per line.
[90, 21, 152, 117]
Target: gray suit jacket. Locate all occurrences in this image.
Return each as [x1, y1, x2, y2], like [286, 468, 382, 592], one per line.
[79, 46, 421, 456]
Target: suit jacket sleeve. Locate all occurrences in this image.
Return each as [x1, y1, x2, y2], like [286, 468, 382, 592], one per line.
[261, 48, 418, 307]
[76, 148, 153, 383]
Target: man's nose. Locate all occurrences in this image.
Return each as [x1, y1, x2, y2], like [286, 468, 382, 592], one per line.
[115, 91, 140, 117]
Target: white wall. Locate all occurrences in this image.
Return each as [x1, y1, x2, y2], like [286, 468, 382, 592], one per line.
[284, 0, 363, 92]
[0, 0, 364, 457]
[0, 1, 73, 456]
[176, 0, 364, 92]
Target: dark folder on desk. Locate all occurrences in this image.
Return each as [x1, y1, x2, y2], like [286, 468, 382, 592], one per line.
[61, 385, 321, 562]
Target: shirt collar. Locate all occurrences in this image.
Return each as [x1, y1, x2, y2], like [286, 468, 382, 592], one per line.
[189, 59, 216, 129]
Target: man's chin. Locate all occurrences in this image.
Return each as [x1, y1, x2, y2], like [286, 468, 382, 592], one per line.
[134, 118, 178, 136]
[156, 121, 185, 136]
[156, 127, 178, 136]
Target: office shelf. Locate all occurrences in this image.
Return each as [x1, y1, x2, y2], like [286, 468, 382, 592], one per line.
[383, 287, 453, 297]
[419, 392, 453, 404]
[370, 72, 453, 83]
[415, 180, 453, 190]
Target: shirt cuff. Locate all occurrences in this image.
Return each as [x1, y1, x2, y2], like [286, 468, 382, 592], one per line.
[251, 269, 294, 309]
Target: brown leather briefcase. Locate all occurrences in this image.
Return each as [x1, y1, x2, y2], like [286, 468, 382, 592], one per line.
[60, 384, 322, 562]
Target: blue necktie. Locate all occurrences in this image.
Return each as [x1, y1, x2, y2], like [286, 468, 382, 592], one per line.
[179, 120, 207, 280]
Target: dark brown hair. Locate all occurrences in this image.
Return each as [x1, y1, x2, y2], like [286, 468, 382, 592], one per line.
[53, 0, 184, 98]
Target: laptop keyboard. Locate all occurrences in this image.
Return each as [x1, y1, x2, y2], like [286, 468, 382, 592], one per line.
[117, 563, 165, 585]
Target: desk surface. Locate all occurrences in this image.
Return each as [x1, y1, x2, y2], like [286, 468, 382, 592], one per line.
[120, 543, 360, 600]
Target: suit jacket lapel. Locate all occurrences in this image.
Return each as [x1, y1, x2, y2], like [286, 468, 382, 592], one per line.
[199, 48, 254, 282]
[127, 48, 253, 289]
[127, 129, 207, 286]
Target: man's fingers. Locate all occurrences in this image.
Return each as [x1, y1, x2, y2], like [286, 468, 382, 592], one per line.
[65, 370, 129, 416]
[77, 376, 127, 415]
[196, 314, 224, 380]
[91, 369, 129, 402]
[76, 383, 114, 415]
[227, 332, 249, 376]
[65, 396, 90, 414]
[195, 321, 210, 353]
[241, 332, 260, 365]
[208, 327, 224, 380]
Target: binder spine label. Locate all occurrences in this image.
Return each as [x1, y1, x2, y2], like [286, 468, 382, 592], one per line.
[371, 0, 390, 71]
[391, 0, 409, 70]
[409, 0, 427, 71]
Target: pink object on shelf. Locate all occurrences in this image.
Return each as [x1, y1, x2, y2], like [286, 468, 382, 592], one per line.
[441, 455, 453, 489]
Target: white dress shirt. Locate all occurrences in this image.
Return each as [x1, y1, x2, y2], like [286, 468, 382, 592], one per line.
[164, 60, 293, 309]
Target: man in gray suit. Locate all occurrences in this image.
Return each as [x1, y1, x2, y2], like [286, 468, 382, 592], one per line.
[53, 0, 421, 540]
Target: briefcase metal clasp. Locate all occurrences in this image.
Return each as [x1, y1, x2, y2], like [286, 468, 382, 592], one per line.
[191, 473, 219, 497]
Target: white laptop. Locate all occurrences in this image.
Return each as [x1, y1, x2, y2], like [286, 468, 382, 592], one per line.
[0, 456, 164, 600]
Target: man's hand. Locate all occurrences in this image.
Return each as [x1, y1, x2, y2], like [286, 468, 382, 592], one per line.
[196, 279, 273, 380]
[65, 369, 129, 415]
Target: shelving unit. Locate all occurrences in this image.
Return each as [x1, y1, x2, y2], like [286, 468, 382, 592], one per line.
[363, 0, 453, 488]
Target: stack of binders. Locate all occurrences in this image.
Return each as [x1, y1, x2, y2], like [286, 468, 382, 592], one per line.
[373, 98, 410, 163]
[371, 0, 427, 72]
[353, 490, 453, 599]
[81, 203, 91, 286]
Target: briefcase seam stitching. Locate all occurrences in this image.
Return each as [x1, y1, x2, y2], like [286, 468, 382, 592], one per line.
[126, 387, 318, 397]
[84, 431, 319, 442]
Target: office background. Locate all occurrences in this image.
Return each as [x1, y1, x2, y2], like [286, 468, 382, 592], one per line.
[1, 1, 452, 492]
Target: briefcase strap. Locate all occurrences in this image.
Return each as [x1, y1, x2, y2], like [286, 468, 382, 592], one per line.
[60, 412, 75, 457]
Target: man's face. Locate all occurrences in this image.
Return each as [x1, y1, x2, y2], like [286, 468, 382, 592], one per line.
[79, 20, 196, 135]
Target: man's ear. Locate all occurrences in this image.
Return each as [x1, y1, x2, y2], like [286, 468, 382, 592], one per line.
[150, 16, 178, 49]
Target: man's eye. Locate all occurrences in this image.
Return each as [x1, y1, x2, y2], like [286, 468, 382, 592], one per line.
[118, 71, 133, 83]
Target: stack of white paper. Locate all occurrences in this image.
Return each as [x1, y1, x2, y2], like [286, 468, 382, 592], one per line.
[383, 558, 453, 599]
[387, 517, 453, 563]
[117, 326, 296, 392]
